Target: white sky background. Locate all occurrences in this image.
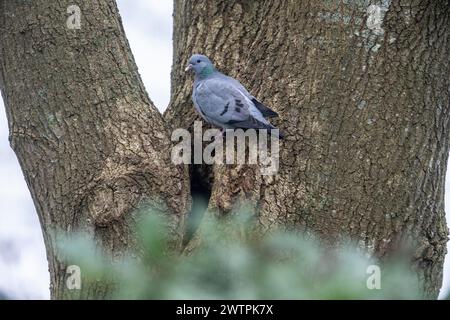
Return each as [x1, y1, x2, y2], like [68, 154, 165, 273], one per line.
[0, 0, 448, 299]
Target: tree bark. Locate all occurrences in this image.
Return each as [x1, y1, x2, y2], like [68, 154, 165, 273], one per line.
[166, 0, 450, 297]
[1, 0, 449, 298]
[0, 0, 190, 298]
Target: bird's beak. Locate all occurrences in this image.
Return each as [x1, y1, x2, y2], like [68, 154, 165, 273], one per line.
[185, 64, 193, 72]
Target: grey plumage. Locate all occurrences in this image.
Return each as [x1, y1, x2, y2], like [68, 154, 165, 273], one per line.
[186, 54, 283, 138]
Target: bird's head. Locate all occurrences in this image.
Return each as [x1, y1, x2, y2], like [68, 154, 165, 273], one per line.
[185, 54, 215, 77]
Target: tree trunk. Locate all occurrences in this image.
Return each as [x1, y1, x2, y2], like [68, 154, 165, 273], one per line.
[166, 0, 450, 297]
[0, 0, 190, 299]
[1, 0, 449, 298]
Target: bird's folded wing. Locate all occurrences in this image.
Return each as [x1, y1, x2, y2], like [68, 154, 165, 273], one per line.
[251, 98, 278, 118]
[224, 76, 279, 118]
[195, 78, 261, 126]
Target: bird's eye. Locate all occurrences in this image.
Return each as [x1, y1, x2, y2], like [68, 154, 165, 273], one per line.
[197, 60, 201, 63]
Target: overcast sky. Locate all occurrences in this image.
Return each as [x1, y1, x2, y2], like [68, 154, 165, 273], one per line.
[0, 0, 448, 299]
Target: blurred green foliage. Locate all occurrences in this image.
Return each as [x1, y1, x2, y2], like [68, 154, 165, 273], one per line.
[58, 210, 421, 299]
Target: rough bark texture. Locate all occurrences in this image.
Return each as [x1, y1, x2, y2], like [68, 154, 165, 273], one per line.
[0, 0, 190, 298]
[0, 0, 449, 298]
[166, 0, 450, 297]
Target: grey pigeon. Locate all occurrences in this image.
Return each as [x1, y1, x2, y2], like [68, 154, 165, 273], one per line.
[186, 54, 283, 138]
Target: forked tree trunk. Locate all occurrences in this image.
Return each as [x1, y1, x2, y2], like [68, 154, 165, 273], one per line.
[1, 0, 449, 298]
